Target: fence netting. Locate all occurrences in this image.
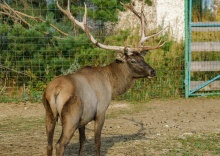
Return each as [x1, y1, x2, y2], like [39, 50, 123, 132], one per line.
[0, 0, 184, 102]
[189, 0, 220, 96]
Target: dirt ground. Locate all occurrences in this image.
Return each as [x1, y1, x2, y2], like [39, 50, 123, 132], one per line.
[0, 97, 220, 156]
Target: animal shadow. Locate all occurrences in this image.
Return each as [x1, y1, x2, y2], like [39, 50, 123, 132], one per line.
[64, 118, 150, 156]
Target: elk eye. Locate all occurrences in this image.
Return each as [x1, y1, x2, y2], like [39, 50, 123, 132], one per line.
[130, 59, 137, 64]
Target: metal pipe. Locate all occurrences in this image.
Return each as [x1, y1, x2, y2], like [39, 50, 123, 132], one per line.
[184, 0, 189, 98]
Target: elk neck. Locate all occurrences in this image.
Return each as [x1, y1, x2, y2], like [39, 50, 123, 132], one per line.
[103, 60, 135, 97]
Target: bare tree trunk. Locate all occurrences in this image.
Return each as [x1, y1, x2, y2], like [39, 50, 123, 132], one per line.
[214, 0, 219, 20]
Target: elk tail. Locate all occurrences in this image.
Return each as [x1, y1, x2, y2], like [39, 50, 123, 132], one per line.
[43, 89, 60, 122]
[43, 88, 61, 120]
[51, 88, 62, 121]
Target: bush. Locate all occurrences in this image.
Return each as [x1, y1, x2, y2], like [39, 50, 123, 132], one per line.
[0, 0, 183, 102]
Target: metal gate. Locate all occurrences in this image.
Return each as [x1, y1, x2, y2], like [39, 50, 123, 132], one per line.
[185, 0, 220, 97]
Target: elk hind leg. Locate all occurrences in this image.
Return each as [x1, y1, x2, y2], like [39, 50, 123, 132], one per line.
[44, 99, 57, 156]
[79, 126, 86, 156]
[56, 121, 77, 156]
[56, 96, 82, 156]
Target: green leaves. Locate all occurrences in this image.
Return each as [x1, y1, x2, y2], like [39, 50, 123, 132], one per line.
[0, 24, 10, 34]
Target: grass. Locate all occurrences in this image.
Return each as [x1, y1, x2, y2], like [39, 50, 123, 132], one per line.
[173, 133, 220, 155]
[190, 28, 220, 87]
[142, 133, 220, 155]
[0, 117, 44, 134]
[189, 9, 220, 95]
[1, 99, 220, 155]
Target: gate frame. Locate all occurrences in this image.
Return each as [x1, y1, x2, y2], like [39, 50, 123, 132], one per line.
[184, 0, 220, 98]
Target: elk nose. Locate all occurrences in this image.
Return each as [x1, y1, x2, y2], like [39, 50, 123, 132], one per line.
[150, 69, 156, 77]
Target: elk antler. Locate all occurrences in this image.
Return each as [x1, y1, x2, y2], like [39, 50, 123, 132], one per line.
[121, 0, 167, 50]
[57, 0, 166, 53]
[57, 0, 127, 53]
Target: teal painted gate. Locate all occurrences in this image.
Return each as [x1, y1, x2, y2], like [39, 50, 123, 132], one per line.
[185, 0, 220, 97]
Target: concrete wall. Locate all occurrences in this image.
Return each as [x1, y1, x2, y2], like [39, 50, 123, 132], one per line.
[115, 0, 184, 42]
[156, 0, 184, 42]
[115, 0, 156, 33]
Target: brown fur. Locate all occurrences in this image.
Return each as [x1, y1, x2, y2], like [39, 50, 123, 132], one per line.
[43, 52, 155, 156]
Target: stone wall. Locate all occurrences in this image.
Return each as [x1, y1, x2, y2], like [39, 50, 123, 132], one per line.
[156, 0, 184, 42]
[114, 0, 184, 42]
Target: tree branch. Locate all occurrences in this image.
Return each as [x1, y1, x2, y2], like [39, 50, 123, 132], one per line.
[0, 0, 69, 36]
[1, 0, 32, 27]
[0, 64, 31, 77]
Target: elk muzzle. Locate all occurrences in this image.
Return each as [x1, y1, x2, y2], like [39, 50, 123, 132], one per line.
[148, 68, 156, 78]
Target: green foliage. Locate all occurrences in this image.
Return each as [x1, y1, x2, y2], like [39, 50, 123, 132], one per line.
[1, 0, 182, 103]
[192, 0, 216, 21]
[0, 14, 184, 102]
[0, 19, 110, 102]
[145, 0, 152, 6]
[90, 0, 120, 22]
[69, 0, 152, 22]
[105, 30, 130, 45]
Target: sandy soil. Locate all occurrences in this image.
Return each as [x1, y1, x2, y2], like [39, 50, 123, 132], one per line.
[0, 97, 220, 155]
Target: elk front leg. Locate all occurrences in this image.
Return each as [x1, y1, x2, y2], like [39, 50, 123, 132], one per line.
[94, 114, 105, 156]
[78, 126, 86, 156]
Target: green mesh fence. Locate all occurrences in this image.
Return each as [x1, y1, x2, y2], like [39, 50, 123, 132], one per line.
[184, 0, 220, 97]
[0, 0, 185, 102]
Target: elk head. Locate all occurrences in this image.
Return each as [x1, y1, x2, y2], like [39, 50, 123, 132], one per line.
[122, 51, 156, 78]
[57, 0, 166, 78]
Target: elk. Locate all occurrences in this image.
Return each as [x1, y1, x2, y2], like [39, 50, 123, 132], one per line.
[43, 0, 165, 155]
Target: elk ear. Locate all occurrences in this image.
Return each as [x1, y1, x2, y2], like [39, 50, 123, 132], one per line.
[140, 50, 148, 57]
[124, 50, 133, 56]
[116, 52, 126, 62]
[116, 50, 134, 62]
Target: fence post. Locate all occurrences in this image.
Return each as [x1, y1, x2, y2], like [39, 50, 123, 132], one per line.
[184, 0, 190, 98]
